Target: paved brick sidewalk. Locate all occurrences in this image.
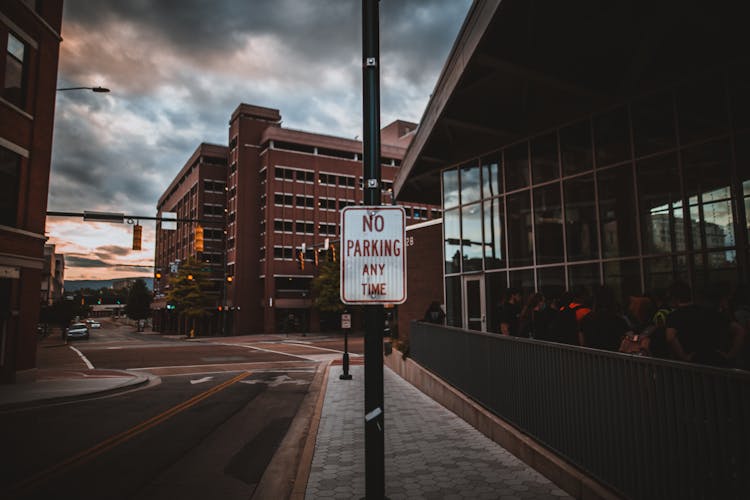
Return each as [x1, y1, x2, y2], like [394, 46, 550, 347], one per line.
[306, 365, 570, 499]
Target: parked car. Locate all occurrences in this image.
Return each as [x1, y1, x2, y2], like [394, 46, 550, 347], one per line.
[86, 319, 101, 329]
[65, 323, 90, 340]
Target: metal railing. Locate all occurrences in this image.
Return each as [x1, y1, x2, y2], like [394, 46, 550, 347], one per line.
[410, 321, 750, 499]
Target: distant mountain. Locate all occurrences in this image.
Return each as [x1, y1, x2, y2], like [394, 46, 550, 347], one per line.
[65, 278, 153, 292]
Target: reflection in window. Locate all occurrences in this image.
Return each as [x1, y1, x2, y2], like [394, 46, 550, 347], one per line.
[507, 191, 533, 267]
[4, 33, 26, 108]
[682, 140, 734, 250]
[637, 154, 684, 254]
[564, 175, 598, 261]
[461, 203, 483, 272]
[603, 260, 641, 308]
[631, 91, 676, 158]
[509, 269, 534, 294]
[643, 256, 688, 297]
[533, 183, 563, 264]
[598, 165, 638, 258]
[531, 133, 559, 184]
[560, 120, 593, 176]
[567, 263, 600, 298]
[444, 208, 461, 274]
[505, 142, 529, 191]
[445, 276, 462, 327]
[692, 251, 738, 293]
[594, 106, 631, 167]
[483, 198, 504, 269]
[460, 161, 481, 205]
[481, 154, 501, 198]
[443, 169, 459, 209]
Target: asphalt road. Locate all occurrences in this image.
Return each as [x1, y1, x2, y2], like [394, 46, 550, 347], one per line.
[1, 319, 364, 500]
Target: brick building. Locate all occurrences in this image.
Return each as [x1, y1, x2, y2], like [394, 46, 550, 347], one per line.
[0, 0, 63, 383]
[153, 143, 228, 334]
[40, 243, 64, 305]
[154, 103, 441, 335]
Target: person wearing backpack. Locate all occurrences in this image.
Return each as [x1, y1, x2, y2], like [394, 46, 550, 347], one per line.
[548, 288, 591, 345]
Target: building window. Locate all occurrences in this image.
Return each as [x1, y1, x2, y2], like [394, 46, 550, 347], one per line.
[594, 106, 631, 167]
[637, 153, 684, 255]
[442, 169, 459, 209]
[564, 174, 599, 261]
[505, 142, 530, 191]
[531, 133, 559, 184]
[319, 222, 337, 235]
[203, 204, 224, 217]
[4, 33, 27, 108]
[0, 146, 21, 227]
[533, 182, 563, 265]
[318, 197, 337, 210]
[444, 208, 461, 274]
[460, 161, 481, 205]
[318, 173, 337, 186]
[296, 195, 314, 208]
[560, 120, 593, 176]
[296, 221, 314, 234]
[274, 219, 293, 232]
[483, 198, 504, 269]
[506, 190, 533, 267]
[461, 203, 483, 272]
[597, 164, 638, 258]
[274, 193, 294, 207]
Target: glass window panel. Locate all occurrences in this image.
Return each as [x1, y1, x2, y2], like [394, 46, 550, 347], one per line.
[483, 198, 504, 269]
[729, 63, 750, 131]
[442, 169, 459, 209]
[682, 140, 734, 251]
[643, 255, 688, 297]
[460, 161, 481, 205]
[443, 208, 461, 274]
[7, 33, 25, 61]
[509, 269, 534, 295]
[461, 203, 483, 272]
[531, 133, 559, 184]
[0, 146, 21, 227]
[507, 190, 533, 267]
[4, 34, 25, 108]
[485, 271, 507, 334]
[445, 276, 462, 328]
[564, 174, 599, 261]
[603, 260, 641, 309]
[734, 131, 750, 196]
[676, 75, 729, 145]
[631, 91, 676, 158]
[594, 106, 631, 167]
[560, 119, 593, 176]
[481, 154, 501, 198]
[567, 263, 600, 299]
[637, 153, 685, 254]
[692, 251, 738, 297]
[533, 183, 563, 264]
[598, 165, 638, 258]
[505, 142, 529, 191]
[537, 266, 565, 301]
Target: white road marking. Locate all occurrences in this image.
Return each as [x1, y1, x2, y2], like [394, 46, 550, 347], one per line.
[68, 345, 94, 369]
[239, 375, 309, 387]
[190, 376, 214, 384]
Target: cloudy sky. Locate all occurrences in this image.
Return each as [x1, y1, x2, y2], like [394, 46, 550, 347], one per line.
[46, 0, 472, 280]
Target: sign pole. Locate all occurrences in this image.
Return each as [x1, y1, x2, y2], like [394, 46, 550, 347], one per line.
[362, 0, 385, 498]
[340, 311, 353, 380]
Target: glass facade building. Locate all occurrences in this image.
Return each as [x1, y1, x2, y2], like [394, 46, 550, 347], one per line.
[440, 65, 750, 331]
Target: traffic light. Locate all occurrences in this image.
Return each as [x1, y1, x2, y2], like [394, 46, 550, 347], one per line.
[297, 249, 305, 270]
[132, 224, 142, 250]
[328, 243, 336, 262]
[155, 272, 162, 279]
[194, 225, 204, 252]
[226, 276, 233, 282]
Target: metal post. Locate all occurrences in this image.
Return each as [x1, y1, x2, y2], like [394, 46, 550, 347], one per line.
[362, 1, 385, 498]
[341, 310, 352, 380]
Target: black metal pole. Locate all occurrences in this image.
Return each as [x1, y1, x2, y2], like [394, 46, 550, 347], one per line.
[341, 316, 352, 380]
[362, 1, 385, 498]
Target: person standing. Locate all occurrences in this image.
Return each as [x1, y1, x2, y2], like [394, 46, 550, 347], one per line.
[499, 288, 522, 336]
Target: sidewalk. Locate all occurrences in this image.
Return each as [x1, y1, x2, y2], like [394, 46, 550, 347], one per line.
[305, 364, 570, 499]
[0, 335, 152, 410]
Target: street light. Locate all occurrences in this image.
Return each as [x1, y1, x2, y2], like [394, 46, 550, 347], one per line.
[56, 86, 110, 93]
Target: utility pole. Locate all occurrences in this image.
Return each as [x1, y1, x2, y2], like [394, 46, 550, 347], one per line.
[362, 0, 385, 498]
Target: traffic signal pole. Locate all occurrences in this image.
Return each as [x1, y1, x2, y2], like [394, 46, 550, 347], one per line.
[362, 1, 385, 498]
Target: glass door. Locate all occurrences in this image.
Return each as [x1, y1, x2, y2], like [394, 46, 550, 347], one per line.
[463, 276, 486, 331]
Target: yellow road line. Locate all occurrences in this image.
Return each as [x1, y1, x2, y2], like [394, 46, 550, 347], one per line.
[9, 371, 251, 497]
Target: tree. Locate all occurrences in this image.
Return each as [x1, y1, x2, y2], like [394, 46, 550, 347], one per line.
[125, 278, 152, 331]
[165, 258, 212, 336]
[311, 261, 345, 313]
[39, 298, 91, 331]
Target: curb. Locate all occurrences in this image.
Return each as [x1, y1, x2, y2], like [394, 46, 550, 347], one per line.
[0, 370, 156, 412]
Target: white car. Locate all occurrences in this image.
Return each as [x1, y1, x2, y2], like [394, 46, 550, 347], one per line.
[65, 323, 90, 340]
[86, 319, 101, 329]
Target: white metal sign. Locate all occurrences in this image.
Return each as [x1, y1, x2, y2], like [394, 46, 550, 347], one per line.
[340, 206, 406, 304]
[341, 313, 352, 329]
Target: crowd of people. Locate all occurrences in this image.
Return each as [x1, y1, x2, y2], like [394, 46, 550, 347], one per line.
[491, 282, 750, 370]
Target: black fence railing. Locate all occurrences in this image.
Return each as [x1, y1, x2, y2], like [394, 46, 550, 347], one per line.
[410, 321, 750, 499]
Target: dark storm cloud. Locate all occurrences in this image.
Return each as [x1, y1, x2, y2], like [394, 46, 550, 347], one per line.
[66, 255, 109, 268]
[96, 246, 132, 259]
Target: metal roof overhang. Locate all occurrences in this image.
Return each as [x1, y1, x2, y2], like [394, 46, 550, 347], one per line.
[395, 0, 747, 205]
